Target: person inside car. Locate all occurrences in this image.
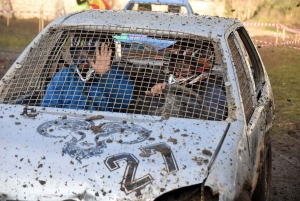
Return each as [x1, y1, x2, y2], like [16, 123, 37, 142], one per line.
[41, 34, 133, 111]
[146, 41, 228, 120]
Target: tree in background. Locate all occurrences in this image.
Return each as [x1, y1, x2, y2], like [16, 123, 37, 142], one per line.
[226, 0, 267, 21]
[225, 0, 300, 26]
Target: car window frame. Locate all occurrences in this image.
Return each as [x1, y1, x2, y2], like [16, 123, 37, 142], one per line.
[227, 31, 256, 123]
[234, 27, 266, 100]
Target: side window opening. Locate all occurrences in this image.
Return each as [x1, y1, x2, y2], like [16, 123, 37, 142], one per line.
[228, 32, 255, 123]
[1, 27, 229, 121]
[235, 28, 265, 100]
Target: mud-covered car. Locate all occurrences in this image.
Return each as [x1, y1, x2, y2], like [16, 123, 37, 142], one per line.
[0, 10, 274, 201]
[123, 0, 194, 14]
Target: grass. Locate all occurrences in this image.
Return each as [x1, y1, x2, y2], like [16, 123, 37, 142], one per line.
[0, 17, 50, 52]
[258, 46, 300, 136]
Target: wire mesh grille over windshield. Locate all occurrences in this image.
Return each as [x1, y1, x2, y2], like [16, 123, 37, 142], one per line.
[1, 26, 228, 121]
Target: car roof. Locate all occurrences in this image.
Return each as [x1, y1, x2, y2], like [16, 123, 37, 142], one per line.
[55, 10, 240, 39]
[124, 0, 189, 5]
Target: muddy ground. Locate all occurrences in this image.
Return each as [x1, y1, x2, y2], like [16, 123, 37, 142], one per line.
[270, 124, 300, 201]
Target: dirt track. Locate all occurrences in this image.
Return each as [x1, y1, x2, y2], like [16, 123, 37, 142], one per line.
[270, 129, 300, 201]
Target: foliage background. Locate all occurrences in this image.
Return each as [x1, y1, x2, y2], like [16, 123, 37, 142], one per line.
[224, 0, 300, 27]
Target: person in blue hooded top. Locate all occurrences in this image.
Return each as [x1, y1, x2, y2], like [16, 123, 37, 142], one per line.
[41, 33, 133, 112]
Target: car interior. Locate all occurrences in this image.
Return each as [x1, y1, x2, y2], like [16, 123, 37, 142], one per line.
[0, 28, 228, 121]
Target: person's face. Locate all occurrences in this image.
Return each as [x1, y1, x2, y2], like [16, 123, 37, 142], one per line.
[173, 61, 193, 77]
[74, 50, 95, 69]
[194, 48, 213, 70]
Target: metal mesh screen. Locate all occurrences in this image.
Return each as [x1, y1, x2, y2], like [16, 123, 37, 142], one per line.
[228, 33, 254, 122]
[1, 25, 228, 121]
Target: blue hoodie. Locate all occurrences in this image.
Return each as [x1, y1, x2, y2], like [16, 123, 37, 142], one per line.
[41, 64, 133, 111]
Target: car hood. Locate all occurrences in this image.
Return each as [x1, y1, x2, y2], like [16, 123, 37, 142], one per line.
[0, 104, 229, 201]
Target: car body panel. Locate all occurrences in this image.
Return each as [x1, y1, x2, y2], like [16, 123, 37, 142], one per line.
[0, 104, 230, 200]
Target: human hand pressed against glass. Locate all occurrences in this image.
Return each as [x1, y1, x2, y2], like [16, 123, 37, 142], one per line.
[79, 42, 112, 75]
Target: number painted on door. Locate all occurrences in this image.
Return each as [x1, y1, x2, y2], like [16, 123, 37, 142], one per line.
[104, 153, 153, 194]
[140, 142, 178, 174]
[104, 142, 178, 195]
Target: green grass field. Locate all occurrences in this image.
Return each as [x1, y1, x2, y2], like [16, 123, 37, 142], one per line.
[258, 47, 300, 137]
[0, 17, 50, 52]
